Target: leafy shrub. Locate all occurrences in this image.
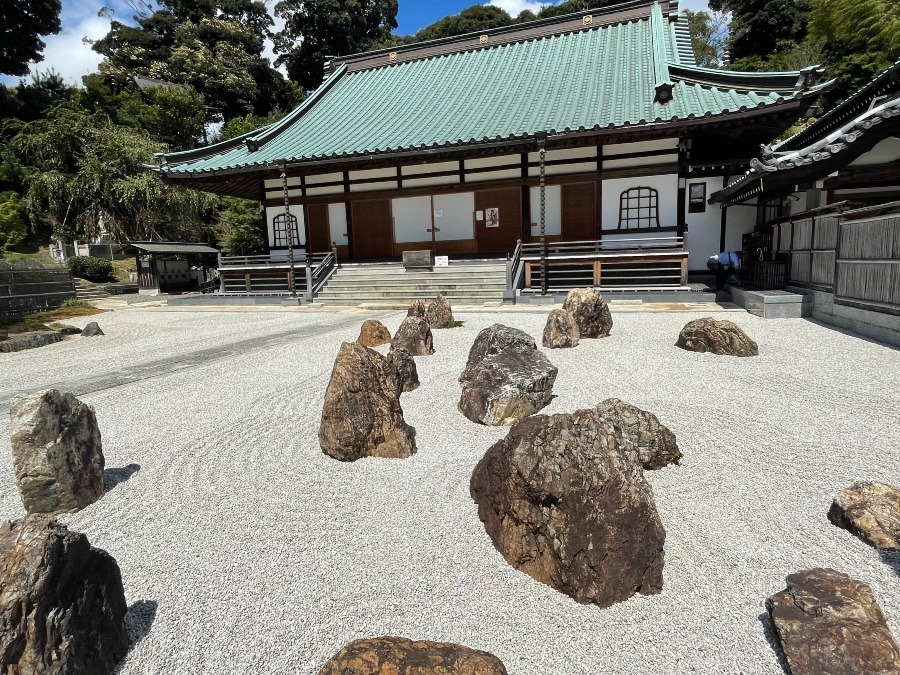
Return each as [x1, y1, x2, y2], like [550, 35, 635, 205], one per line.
[59, 298, 91, 308]
[68, 256, 113, 282]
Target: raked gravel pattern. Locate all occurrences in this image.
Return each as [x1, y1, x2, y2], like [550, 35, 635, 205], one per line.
[1, 308, 899, 674]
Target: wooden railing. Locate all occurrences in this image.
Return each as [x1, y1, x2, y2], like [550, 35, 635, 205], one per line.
[216, 248, 338, 298]
[218, 252, 332, 268]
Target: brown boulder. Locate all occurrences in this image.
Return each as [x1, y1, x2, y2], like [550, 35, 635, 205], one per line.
[470, 408, 665, 607]
[675, 318, 758, 356]
[318, 636, 507, 675]
[357, 319, 392, 347]
[386, 347, 420, 393]
[392, 317, 434, 356]
[407, 300, 426, 318]
[766, 568, 900, 675]
[595, 398, 681, 470]
[542, 309, 580, 349]
[828, 481, 900, 551]
[9, 390, 105, 516]
[562, 288, 612, 338]
[0, 517, 130, 675]
[424, 294, 455, 329]
[319, 342, 416, 461]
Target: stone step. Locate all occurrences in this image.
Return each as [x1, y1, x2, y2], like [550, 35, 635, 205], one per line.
[324, 280, 506, 290]
[317, 290, 502, 300]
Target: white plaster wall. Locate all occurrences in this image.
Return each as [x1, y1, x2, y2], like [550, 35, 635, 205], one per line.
[601, 174, 678, 230]
[683, 176, 722, 270]
[724, 201, 757, 253]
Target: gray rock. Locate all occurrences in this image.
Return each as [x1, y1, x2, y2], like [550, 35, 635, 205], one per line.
[675, 318, 758, 357]
[386, 347, 419, 393]
[319, 342, 416, 461]
[542, 309, 580, 349]
[828, 481, 900, 551]
[0, 517, 130, 675]
[461, 324, 536, 380]
[407, 300, 426, 318]
[766, 568, 900, 675]
[9, 390, 105, 515]
[470, 408, 666, 607]
[0, 327, 7, 341]
[391, 316, 434, 356]
[51, 323, 83, 336]
[424, 294, 455, 329]
[595, 398, 681, 470]
[82, 322, 104, 337]
[562, 288, 612, 338]
[0, 331, 64, 353]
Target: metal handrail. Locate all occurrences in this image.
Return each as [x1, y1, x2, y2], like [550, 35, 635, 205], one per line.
[311, 251, 336, 295]
[508, 239, 526, 292]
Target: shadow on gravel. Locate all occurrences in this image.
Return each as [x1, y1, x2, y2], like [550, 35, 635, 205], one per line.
[758, 612, 790, 674]
[880, 551, 900, 576]
[125, 599, 158, 647]
[104, 464, 141, 492]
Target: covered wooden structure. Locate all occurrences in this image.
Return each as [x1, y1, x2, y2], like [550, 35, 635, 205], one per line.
[121, 241, 219, 294]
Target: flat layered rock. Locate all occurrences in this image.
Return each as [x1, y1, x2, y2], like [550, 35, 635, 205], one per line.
[562, 288, 612, 338]
[318, 636, 507, 675]
[387, 347, 420, 393]
[425, 294, 455, 329]
[357, 319, 391, 347]
[675, 318, 758, 356]
[595, 398, 681, 470]
[470, 408, 665, 607]
[319, 342, 416, 461]
[0, 331, 64, 353]
[50, 323, 82, 335]
[766, 568, 900, 675]
[392, 317, 434, 356]
[828, 481, 900, 550]
[542, 309, 580, 349]
[9, 390, 105, 515]
[0, 517, 130, 675]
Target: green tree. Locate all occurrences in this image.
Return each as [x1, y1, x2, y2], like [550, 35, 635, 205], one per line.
[217, 109, 286, 142]
[710, 0, 810, 65]
[118, 84, 206, 149]
[0, 192, 27, 251]
[273, 0, 399, 90]
[215, 197, 265, 254]
[412, 5, 512, 42]
[0, 69, 74, 122]
[0, 0, 62, 76]
[684, 10, 728, 68]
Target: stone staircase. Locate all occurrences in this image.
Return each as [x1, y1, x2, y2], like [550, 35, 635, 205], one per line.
[73, 278, 111, 301]
[315, 260, 507, 307]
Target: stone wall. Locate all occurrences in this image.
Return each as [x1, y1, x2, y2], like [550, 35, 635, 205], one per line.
[0, 260, 76, 315]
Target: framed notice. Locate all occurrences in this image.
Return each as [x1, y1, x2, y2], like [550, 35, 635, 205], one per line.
[485, 207, 500, 228]
[435, 255, 449, 267]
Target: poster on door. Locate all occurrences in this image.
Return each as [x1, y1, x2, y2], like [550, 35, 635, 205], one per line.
[485, 207, 500, 228]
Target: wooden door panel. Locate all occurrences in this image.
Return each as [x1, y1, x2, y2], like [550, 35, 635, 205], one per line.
[475, 187, 522, 254]
[561, 182, 598, 241]
[306, 203, 331, 253]
[351, 199, 393, 259]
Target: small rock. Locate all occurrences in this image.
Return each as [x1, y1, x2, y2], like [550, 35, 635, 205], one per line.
[0, 327, 7, 341]
[0, 331, 63, 353]
[828, 481, 900, 550]
[542, 309, 580, 348]
[52, 323, 83, 335]
[9, 390, 105, 515]
[356, 319, 391, 347]
[82, 322, 104, 337]
[675, 317, 758, 356]
[386, 347, 420, 393]
[318, 636, 508, 674]
[391, 316, 434, 356]
[595, 398, 681, 470]
[0, 517, 130, 674]
[766, 568, 900, 675]
[562, 288, 612, 338]
[424, 294, 455, 328]
[319, 342, 415, 461]
[470, 408, 666, 607]
[407, 300, 426, 318]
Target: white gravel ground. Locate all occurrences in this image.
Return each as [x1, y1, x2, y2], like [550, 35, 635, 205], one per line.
[1, 307, 899, 674]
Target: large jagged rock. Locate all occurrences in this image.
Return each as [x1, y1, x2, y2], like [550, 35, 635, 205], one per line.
[319, 342, 416, 461]
[470, 408, 665, 607]
[595, 398, 681, 470]
[0, 331, 64, 353]
[357, 319, 391, 348]
[318, 636, 508, 675]
[675, 318, 758, 356]
[424, 294, 455, 329]
[9, 390, 105, 515]
[386, 347, 420, 393]
[81, 322, 104, 337]
[542, 309, 580, 349]
[461, 324, 536, 379]
[0, 517, 130, 675]
[407, 300, 426, 318]
[766, 568, 900, 675]
[391, 317, 434, 356]
[562, 288, 612, 338]
[828, 481, 900, 551]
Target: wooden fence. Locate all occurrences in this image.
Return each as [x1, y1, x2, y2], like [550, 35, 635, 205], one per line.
[771, 201, 900, 314]
[0, 259, 76, 315]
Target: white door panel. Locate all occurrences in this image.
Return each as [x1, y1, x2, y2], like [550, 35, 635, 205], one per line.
[327, 203, 348, 246]
[392, 196, 433, 244]
[529, 185, 562, 236]
[433, 192, 474, 241]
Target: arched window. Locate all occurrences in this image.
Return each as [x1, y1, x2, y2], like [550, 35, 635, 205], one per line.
[618, 187, 660, 230]
[272, 213, 300, 247]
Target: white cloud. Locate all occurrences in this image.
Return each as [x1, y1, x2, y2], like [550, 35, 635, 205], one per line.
[487, 0, 556, 16]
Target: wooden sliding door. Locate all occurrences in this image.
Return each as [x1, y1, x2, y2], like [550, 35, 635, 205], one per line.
[561, 182, 598, 241]
[351, 198, 393, 259]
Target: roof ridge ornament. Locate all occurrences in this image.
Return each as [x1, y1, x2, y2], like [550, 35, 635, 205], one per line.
[650, 2, 674, 104]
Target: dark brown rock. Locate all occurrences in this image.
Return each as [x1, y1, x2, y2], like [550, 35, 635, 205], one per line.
[470, 408, 665, 607]
[675, 318, 758, 356]
[562, 288, 612, 338]
[407, 300, 426, 318]
[357, 319, 391, 347]
[51, 324, 83, 336]
[595, 398, 681, 470]
[318, 636, 507, 675]
[424, 294, 455, 329]
[386, 347, 420, 393]
[9, 390, 105, 515]
[766, 568, 900, 675]
[461, 324, 536, 380]
[391, 316, 434, 356]
[82, 322, 104, 337]
[0, 517, 130, 675]
[828, 481, 900, 551]
[542, 309, 580, 349]
[0, 328, 7, 341]
[319, 342, 415, 461]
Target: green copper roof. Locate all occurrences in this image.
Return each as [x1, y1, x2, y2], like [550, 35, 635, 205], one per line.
[160, 0, 831, 176]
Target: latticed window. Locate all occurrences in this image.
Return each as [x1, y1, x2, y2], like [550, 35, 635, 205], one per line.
[272, 213, 300, 247]
[618, 187, 660, 229]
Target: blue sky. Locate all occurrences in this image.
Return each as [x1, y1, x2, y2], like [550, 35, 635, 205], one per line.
[3, 0, 710, 86]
